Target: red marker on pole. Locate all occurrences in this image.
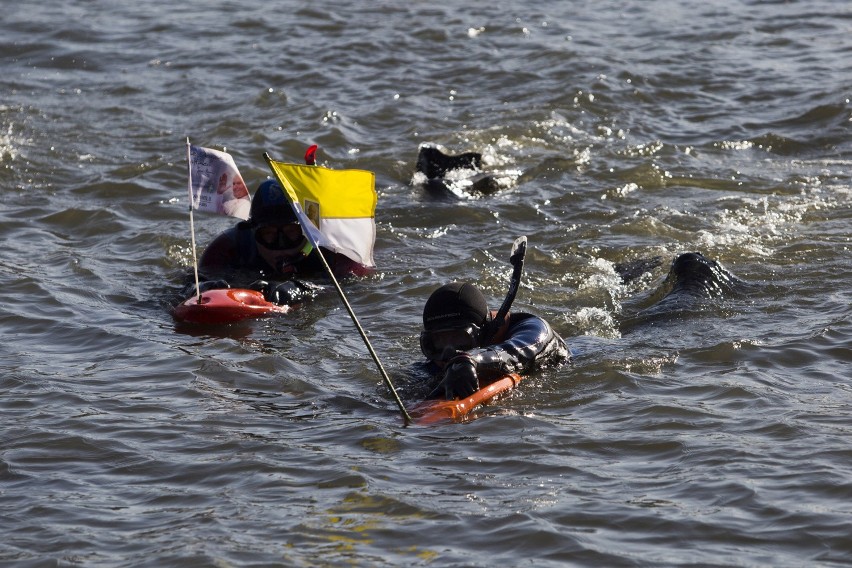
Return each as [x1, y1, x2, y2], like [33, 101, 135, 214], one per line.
[304, 144, 318, 165]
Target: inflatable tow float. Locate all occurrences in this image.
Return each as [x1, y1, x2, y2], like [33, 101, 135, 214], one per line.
[411, 373, 523, 424]
[172, 288, 290, 325]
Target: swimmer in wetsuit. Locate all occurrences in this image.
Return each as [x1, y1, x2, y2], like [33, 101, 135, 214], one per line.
[187, 180, 372, 305]
[419, 282, 570, 400]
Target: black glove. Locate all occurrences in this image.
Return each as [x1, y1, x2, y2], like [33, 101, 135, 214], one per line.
[264, 280, 325, 305]
[181, 279, 229, 298]
[248, 280, 270, 294]
[441, 355, 479, 400]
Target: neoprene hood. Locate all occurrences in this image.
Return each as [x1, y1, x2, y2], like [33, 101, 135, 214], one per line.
[423, 282, 489, 330]
[250, 180, 298, 227]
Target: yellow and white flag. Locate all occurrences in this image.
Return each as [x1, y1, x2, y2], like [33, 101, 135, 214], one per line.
[265, 157, 376, 267]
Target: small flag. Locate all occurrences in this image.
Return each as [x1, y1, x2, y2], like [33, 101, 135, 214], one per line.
[187, 144, 252, 220]
[266, 158, 376, 267]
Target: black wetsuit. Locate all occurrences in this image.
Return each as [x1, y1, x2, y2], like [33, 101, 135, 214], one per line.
[426, 312, 570, 397]
[182, 222, 372, 305]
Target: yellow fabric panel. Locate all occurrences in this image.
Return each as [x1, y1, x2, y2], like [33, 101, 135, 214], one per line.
[267, 160, 376, 219]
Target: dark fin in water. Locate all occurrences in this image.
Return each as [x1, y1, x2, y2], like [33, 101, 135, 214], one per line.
[415, 145, 506, 199]
[416, 146, 482, 179]
[619, 252, 750, 331]
[614, 256, 663, 284]
[665, 252, 744, 300]
[648, 252, 743, 311]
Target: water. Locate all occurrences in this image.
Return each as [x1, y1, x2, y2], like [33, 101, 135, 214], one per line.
[2, 0, 850, 566]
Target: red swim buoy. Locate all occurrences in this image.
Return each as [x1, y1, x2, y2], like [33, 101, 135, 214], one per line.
[172, 288, 291, 325]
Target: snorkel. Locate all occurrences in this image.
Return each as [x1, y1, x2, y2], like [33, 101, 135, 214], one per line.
[486, 236, 527, 341]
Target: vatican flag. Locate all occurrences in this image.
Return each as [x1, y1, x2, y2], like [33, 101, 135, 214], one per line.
[264, 155, 376, 267]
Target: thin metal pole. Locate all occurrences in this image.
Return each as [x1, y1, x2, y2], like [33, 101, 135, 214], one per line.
[263, 152, 413, 425]
[186, 138, 201, 304]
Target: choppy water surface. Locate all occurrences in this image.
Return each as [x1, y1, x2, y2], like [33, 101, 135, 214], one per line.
[2, 1, 851, 566]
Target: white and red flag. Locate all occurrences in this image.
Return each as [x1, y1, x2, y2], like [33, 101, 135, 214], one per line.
[186, 143, 251, 220]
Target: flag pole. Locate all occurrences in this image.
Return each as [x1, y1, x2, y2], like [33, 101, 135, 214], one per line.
[185, 138, 202, 304]
[263, 152, 413, 426]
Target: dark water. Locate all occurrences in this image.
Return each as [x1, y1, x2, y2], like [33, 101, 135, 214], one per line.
[2, 0, 851, 566]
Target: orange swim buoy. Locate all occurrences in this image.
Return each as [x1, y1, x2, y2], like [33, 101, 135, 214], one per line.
[411, 373, 523, 425]
[172, 288, 290, 325]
